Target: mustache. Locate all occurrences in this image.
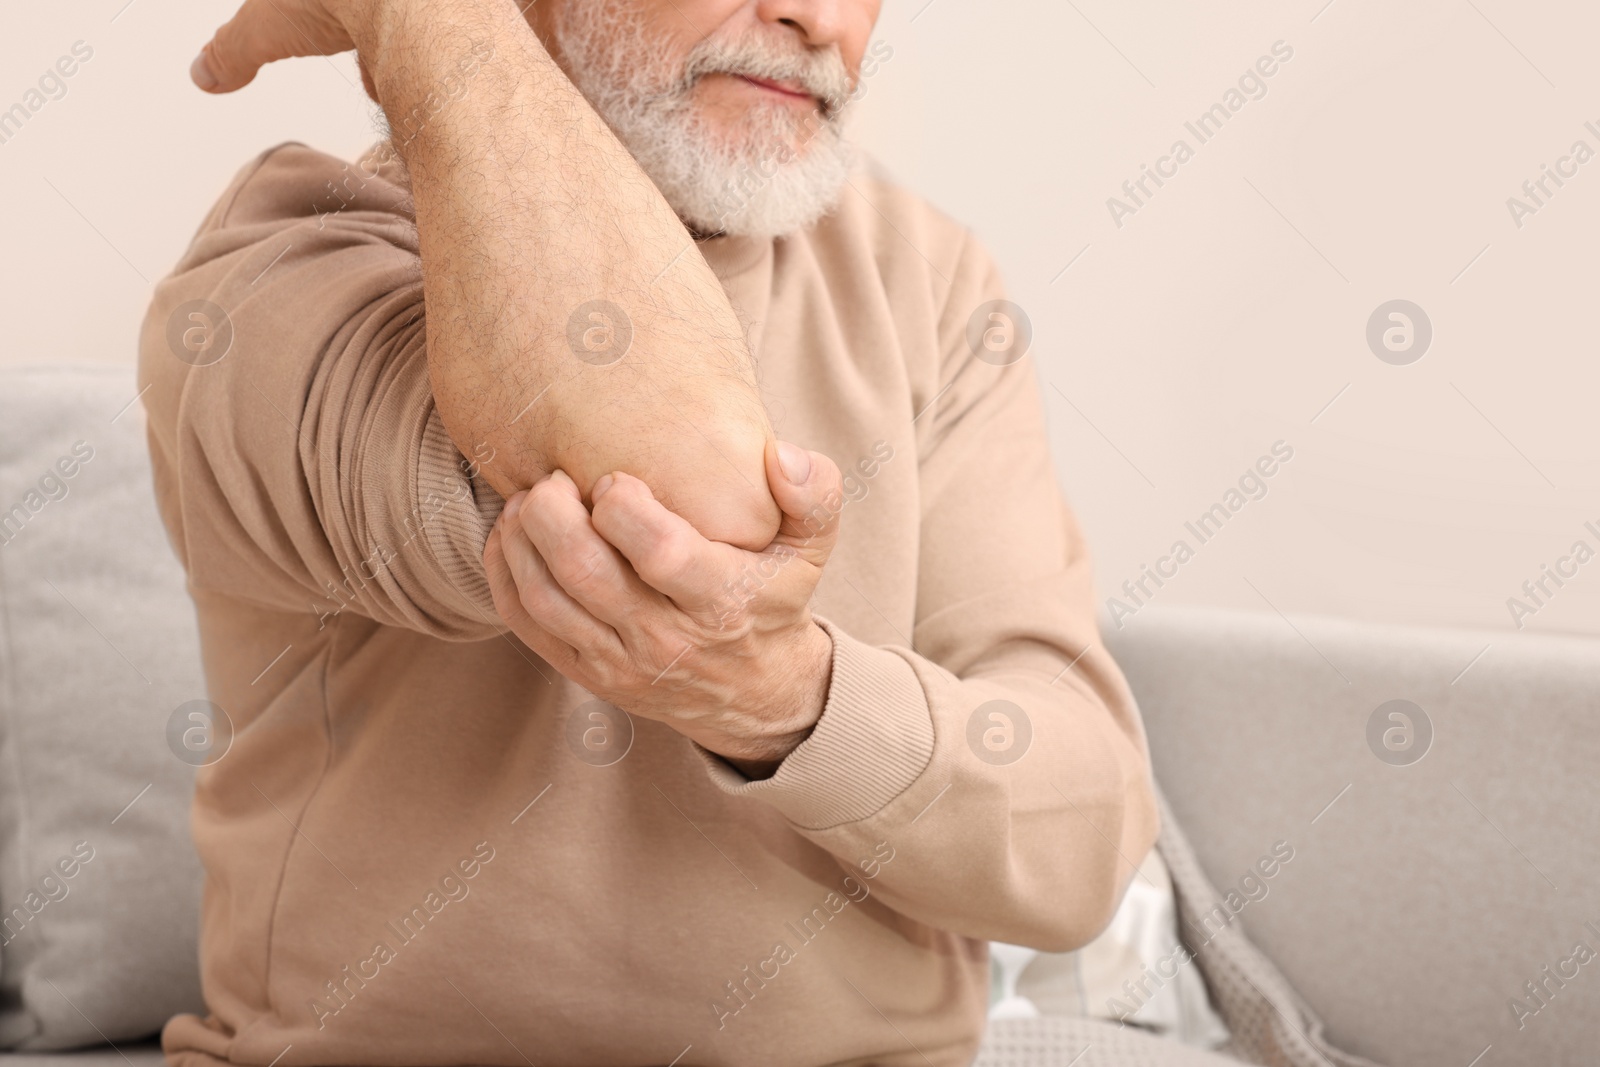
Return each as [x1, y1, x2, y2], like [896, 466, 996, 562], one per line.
[679, 37, 855, 117]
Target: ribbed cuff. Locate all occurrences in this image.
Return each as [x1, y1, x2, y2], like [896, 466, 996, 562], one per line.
[698, 616, 935, 831]
[417, 404, 504, 619]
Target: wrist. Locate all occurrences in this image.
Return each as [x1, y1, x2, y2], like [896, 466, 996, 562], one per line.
[358, 0, 533, 132]
[707, 621, 833, 776]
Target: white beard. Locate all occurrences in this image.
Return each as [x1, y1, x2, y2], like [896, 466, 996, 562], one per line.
[551, 2, 857, 240]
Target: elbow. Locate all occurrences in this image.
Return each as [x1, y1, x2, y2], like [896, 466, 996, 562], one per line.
[1020, 876, 1131, 955]
[621, 421, 781, 551]
[667, 472, 781, 551]
[1017, 762, 1162, 954]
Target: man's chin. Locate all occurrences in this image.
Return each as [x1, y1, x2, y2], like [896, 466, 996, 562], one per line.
[663, 136, 856, 241]
[675, 177, 848, 241]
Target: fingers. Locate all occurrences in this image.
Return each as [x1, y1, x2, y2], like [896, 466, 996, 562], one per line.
[766, 441, 845, 569]
[484, 519, 579, 672]
[589, 472, 742, 610]
[192, 0, 354, 93]
[590, 447, 839, 627]
[491, 493, 619, 655]
[518, 471, 661, 630]
[484, 521, 522, 622]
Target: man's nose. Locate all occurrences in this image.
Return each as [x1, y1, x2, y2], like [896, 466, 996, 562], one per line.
[752, 0, 853, 48]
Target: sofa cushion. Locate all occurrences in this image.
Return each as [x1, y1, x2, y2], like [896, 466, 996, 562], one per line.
[1107, 605, 1600, 1067]
[0, 365, 205, 1048]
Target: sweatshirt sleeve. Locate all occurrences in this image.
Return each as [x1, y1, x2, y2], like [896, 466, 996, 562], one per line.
[698, 232, 1160, 953]
[139, 143, 506, 642]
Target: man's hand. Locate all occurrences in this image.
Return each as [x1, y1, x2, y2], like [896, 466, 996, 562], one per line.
[484, 441, 843, 774]
[189, 0, 367, 94]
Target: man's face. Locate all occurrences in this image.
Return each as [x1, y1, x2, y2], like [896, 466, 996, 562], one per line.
[527, 0, 882, 238]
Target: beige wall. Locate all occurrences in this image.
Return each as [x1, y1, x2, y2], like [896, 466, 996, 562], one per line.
[0, 0, 377, 369]
[857, 0, 1600, 641]
[4, 0, 1596, 640]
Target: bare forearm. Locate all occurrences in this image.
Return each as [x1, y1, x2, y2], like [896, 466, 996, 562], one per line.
[360, 0, 779, 548]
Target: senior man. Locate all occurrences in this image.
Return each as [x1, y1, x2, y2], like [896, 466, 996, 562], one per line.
[141, 0, 1159, 1064]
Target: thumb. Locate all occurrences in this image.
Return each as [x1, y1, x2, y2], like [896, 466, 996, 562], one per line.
[191, 1, 354, 94]
[765, 441, 844, 568]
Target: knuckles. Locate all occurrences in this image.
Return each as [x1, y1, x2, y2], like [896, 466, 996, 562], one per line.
[554, 543, 612, 592]
[515, 570, 562, 620]
[525, 476, 575, 515]
[635, 528, 696, 587]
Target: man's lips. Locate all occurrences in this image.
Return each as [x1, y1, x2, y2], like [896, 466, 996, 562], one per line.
[734, 73, 813, 101]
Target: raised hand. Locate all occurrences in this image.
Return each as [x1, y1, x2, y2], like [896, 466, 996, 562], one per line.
[188, 0, 377, 94]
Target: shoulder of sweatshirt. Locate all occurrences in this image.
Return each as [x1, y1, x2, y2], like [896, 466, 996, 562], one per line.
[172, 142, 414, 271]
[218, 141, 405, 224]
[137, 142, 414, 459]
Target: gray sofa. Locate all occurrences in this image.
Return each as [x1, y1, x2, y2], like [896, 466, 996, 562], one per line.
[1108, 606, 1600, 1065]
[2, 365, 1596, 1066]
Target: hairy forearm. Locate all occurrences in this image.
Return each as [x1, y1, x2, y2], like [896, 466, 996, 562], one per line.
[359, 0, 780, 548]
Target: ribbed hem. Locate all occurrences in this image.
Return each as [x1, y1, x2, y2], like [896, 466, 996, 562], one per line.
[699, 616, 935, 831]
[417, 405, 503, 619]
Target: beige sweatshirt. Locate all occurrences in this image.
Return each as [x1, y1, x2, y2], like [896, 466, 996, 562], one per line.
[139, 142, 1158, 1067]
